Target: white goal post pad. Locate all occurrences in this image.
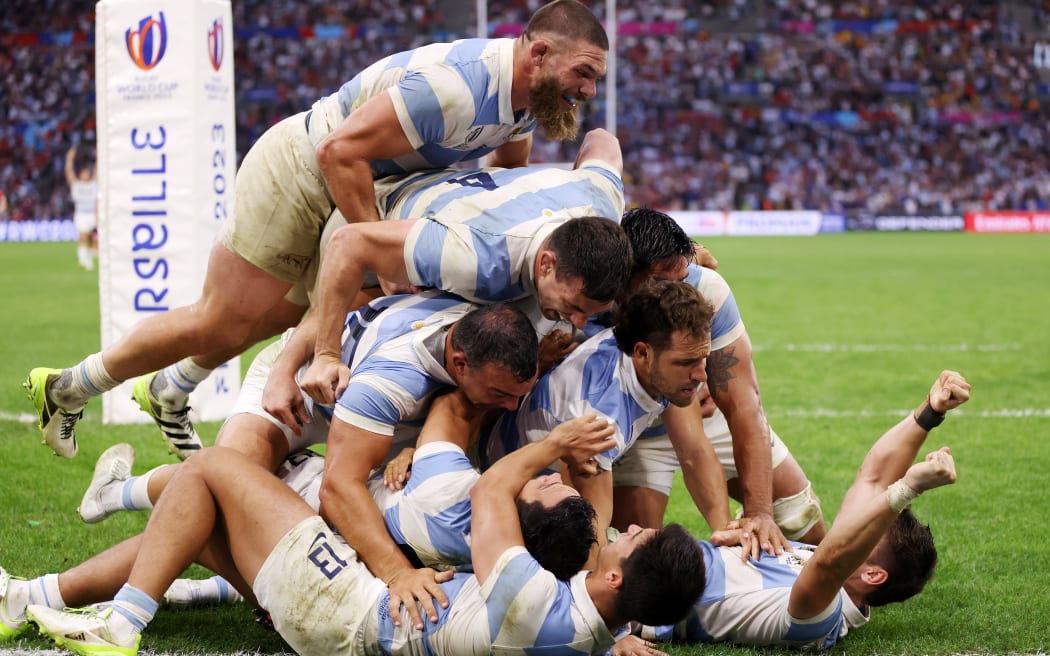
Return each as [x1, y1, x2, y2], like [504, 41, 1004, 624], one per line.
[95, 0, 239, 424]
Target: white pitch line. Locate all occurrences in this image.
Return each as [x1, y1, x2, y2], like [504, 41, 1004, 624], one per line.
[773, 408, 1050, 419]
[0, 410, 39, 424]
[753, 343, 1022, 353]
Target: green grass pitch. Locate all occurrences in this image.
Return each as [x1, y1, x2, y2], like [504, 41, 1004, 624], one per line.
[1, 233, 1048, 655]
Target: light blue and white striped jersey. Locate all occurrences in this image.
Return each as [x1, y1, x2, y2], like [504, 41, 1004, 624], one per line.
[482, 328, 667, 471]
[372, 162, 624, 303]
[636, 541, 868, 649]
[325, 291, 476, 437]
[583, 263, 743, 346]
[369, 442, 478, 571]
[310, 39, 534, 179]
[360, 547, 616, 655]
[279, 443, 479, 571]
[584, 263, 745, 443]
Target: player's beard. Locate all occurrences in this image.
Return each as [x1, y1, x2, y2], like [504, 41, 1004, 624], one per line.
[528, 73, 580, 141]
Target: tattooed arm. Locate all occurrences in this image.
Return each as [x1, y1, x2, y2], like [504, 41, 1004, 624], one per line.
[706, 330, 790, 555]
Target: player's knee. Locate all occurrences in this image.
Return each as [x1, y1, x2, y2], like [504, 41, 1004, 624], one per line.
[772, 482, 824, 541]
[188, 307, 256, 349]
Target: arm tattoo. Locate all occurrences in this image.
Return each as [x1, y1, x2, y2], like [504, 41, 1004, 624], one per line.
[706, 346, 739, 397]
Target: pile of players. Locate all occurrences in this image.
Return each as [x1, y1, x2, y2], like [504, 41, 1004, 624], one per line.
[5, 2, 970, 655]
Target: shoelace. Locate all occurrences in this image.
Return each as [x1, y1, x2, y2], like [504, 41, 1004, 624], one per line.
[168, 406, 193, 425]
[109, 458, 131, 481]
[59, 410, 84, 439]
[60, 604, 112, 620]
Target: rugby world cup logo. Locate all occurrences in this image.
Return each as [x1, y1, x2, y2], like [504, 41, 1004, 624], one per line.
[125, 12, 168, 71]
[207, 18, 224, 71]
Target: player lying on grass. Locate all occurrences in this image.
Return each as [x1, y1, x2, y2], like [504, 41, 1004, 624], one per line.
[4, 413, 707, 656]
[64, 388, 597, 614]
[612, 370, 969, 653]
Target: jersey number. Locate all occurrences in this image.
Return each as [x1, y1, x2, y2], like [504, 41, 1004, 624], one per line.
[308, 532, 349, 580]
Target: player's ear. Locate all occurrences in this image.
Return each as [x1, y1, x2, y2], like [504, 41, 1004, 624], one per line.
[860, 565, 888, 586]
[632, 342, 650, 362]
[604, 567, 624, 591]
[449, 350, 468, 377]
[530, 38, 550, 64]
[538, 250, 557, 277]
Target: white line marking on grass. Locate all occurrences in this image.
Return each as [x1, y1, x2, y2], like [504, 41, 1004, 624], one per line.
[754, 343, 1022, 353]
[0, 410, 39, 423]
[775, 408, 1050, 419]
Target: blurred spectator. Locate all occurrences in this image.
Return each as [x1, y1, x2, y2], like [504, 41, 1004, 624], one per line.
[2, 0, 1047, 218]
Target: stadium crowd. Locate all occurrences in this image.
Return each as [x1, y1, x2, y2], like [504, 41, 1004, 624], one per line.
[2, 0, 1048, 221]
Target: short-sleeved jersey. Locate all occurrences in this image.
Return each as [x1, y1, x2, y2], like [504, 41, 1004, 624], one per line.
[635, 541, 868, 649]
[370, 442, 479, 570]
[324, 291, 475, 437]
[371, 162, 624, 303]
[278, 442, 479, 571]
[583, 263, 743, 347]
[358, 547, 616, 656]
[584, 263, 746, 445]
[482, 328, 667, 471]
[310, 38, 534, 179]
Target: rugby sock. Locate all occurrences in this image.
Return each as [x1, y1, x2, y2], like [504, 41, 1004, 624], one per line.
[107, 465, 166, 513]
[4, 574, 66, 617]
[108, 584, 157, 638]
[51, 354, 119, 408]
[151, 358, 213, 409]
[197, 576, 243, 604]
[164, 576, 244, 607]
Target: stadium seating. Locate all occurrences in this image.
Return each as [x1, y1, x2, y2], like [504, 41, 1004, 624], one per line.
[2, 0, 1047, 220]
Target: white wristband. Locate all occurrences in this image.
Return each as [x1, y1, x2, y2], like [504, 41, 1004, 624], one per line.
[886, 479, 921, 513]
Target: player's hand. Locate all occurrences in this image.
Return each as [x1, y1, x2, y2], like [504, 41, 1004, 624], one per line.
[736, 512, 792, 561]
[261, 370, 310, 437]
[692, 242, 718, 270]
[538, 329, 579, 376]
[384, 447, 415, 490]
[300, 353, 351, 406]
[386, 567, 453, 630]
[613, 635, 667, 656]
[928, 370, 971, 413]
[903, 447, 957, 493]
[708, 519, 750, 548]
[697, 383, 717, 419]
[547, 413, 617, 471]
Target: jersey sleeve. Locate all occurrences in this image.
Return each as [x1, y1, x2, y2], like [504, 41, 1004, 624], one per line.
[388, 66, 475, 149]
[332, 363, 435, 435]
[689, 265, 747, 351]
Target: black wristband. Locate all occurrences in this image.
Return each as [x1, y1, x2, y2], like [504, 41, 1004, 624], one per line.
[914, 402, 945, 431]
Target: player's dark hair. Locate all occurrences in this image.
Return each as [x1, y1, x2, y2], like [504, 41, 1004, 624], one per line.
[547, 216, 632, 303]
[615, 523, 705, 625]
[525, 0, 609, 50]
[612, 279, 713, 353]
[517, 495, 597, 580]
[452, 303, 537, 382]
[621, 207, 695, 277]
[867, 508, 938, 607]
